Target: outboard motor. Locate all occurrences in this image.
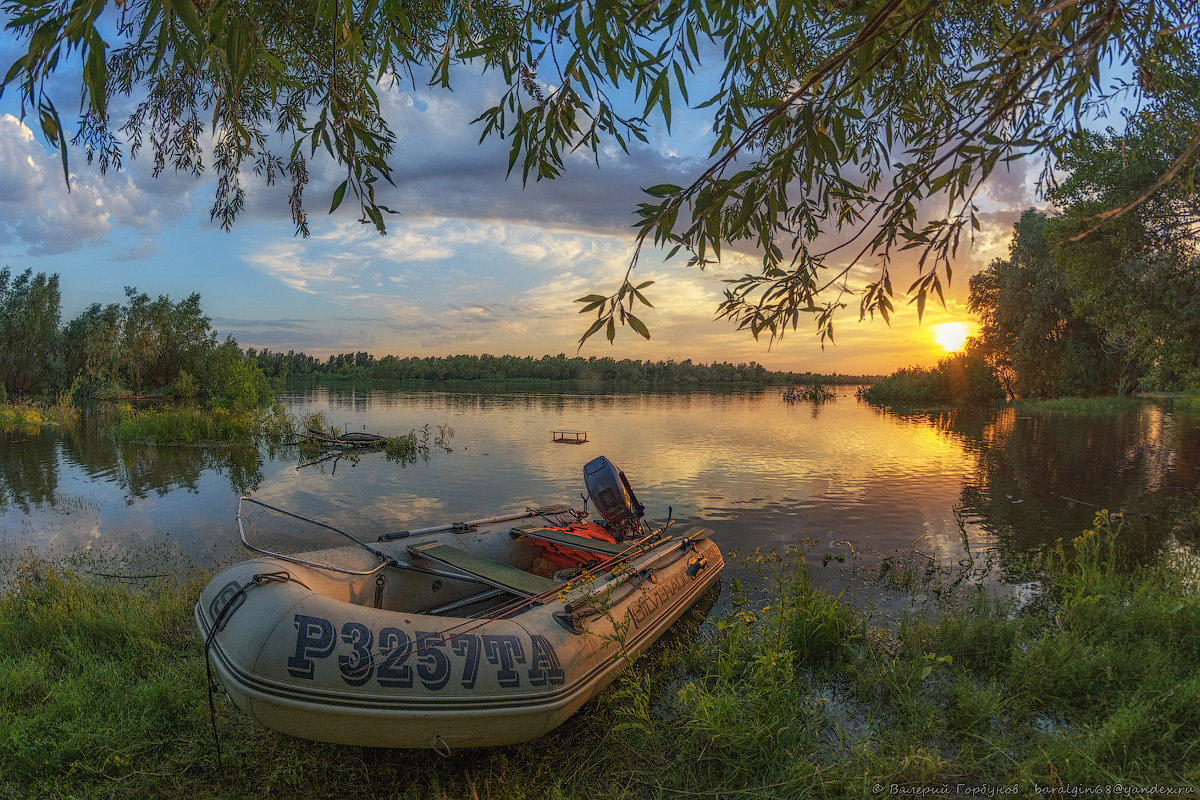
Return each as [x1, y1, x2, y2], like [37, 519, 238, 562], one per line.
[583, 456, 645, 538]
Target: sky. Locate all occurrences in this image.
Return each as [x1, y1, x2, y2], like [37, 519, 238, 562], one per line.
[0, 39, 1043, 376]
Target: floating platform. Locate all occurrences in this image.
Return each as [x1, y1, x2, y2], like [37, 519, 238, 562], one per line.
[551, 430, 588, 444]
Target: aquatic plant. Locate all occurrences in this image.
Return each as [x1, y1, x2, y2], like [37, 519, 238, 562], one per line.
[109, 405, 258, 444]
[782, 382, 835, 403]
[0, 398, 78, 432]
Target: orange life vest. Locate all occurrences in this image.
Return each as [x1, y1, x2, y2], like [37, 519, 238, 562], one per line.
[533, 522, 619, 570]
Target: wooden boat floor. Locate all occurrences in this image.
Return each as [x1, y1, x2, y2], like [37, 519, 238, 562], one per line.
[409, 542, 560, 598]
[512, 526, 626, 556]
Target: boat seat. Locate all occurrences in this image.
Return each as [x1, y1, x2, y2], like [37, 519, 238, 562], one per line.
[511, 525, 626, 557]
[408, 542, 560, 598]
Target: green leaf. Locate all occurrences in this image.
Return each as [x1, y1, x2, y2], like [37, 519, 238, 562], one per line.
[627, 314, 650, 339]
[330, 180, 348, 213]
[581, 316, 606, 342]
[644, 184, 681, 198]
[38, 99, 69, 191]
[172, 0, 204, 40]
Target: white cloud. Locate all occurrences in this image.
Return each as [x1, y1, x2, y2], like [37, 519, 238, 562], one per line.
[0, 113, 198, 257]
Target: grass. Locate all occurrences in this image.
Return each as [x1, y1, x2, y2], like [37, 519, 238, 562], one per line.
[0, 399, 78, 432]
[1012, 396, 1152, 414]
[1, 512, 1197, 799]
[782, 383, 835, 403]
[108, 402, 302, 446]
[109, 404, 259, 444]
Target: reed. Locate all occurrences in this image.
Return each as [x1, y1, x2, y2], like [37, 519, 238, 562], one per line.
[109, 404, 258, 443]
[107, 402, 302, 445]
[0, 398, 78, 432]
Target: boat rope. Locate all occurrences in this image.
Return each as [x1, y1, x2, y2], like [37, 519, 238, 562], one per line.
[432, 734, 452, 758]
[202, 571, 307, 780]
[240, 497, 398, 567]
[527, 504, 583, 527]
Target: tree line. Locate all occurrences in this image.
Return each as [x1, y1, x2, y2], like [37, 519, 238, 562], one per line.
[246, 349, 871, 386]
[0, 273, 269, 411]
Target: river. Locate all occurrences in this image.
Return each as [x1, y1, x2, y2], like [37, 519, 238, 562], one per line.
[3, 386, 1198, 594]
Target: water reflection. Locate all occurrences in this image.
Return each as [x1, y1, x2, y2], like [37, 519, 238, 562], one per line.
[0, 428, 59, 512]
[1, 416, 264, 512]
[2, 388, 1197, 583]
[871, 401, 1200, 563]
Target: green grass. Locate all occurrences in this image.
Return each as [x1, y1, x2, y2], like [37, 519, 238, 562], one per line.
[0, 400, 78, 432]
[2, 514, 1197, 799]
[107, 403, 302, 445]
[1012, 396, 1151, 414]
[109, 404, 258, 444]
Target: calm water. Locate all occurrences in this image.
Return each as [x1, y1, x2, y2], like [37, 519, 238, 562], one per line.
[3, 386, 1199, 587]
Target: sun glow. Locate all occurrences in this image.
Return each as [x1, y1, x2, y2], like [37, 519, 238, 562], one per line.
[934, 322, 972, 353]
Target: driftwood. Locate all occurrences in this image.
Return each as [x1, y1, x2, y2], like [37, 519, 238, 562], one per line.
[302, 427, 388, 447]
[297, 427, 395, 473]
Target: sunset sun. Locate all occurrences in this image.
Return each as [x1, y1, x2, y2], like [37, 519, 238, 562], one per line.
[934, 322, 972, 353]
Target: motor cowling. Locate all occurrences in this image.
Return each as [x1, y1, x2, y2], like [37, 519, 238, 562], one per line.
[583, 456, 645, 537]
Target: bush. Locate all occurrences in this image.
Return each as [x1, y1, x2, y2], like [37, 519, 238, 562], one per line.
[782, 381, 835, 403]
[171, 370, 199, 399]
[863, 352, 1005, 405]
[110, 406, 257, 443]
[206, 343, 271, 412]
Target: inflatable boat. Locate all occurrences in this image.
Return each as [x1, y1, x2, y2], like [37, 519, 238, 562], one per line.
[195, 456, 723, 749]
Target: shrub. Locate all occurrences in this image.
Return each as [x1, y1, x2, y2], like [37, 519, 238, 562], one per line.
[207, 344, 271, 413]
[863, 352, 1005, 405]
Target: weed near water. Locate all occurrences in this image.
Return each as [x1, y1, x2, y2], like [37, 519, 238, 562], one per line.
[109, 403, 259, 444]
[107, 402, 305, 446]
[0, 397, 78, 432]
[1, 514, 1197, 799]
[1012, 396, 1151, 414]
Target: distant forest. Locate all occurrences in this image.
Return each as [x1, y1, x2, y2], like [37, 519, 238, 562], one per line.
[246, 349, 873, 385]
[0, 270, 871, 401]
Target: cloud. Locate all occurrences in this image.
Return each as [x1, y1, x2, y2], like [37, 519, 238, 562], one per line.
[0, 114, 198, 256]
[110, 239, 164, 262]
[223, 72, 703, 240]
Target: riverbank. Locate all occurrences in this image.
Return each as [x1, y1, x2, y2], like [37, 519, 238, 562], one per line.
[863, 386, 1200, 414]
[2, 515, 1196, 799]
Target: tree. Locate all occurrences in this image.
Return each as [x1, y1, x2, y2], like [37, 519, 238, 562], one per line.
[59, 287, 226, 398]
[4, 1, 1198, 343]
[60, 301, 121, 395]
[206, 339, 271, 412]
[967, 211, 1133, 398]
[1046, 99, 1200, 390]
[0, 268, 61, 397]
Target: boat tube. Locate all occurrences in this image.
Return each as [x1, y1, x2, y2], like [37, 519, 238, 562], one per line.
[195, 498, 722, 749]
